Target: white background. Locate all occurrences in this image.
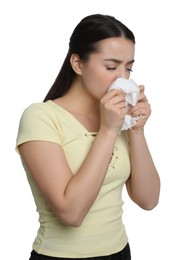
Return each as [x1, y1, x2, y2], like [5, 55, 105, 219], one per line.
[1, 0, 179, 259]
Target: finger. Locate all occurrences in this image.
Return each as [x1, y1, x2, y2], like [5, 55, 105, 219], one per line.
[128, 100, 151, 114]
[102, 89, 125, 104]
[109, 94, 126, 105]
[103, 98, 127, 112]
[138, 85, 145, 93]
[108, 88, 124, 94]
[107, 89, 125, 99]
[131, 106, 151, 118]
[137, 85, 148, 102]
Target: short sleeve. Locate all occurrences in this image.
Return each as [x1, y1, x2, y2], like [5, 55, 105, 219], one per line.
[16, 103, 62, 153]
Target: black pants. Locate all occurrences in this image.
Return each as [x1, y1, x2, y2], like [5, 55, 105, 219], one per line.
[29, 243, 131, 260]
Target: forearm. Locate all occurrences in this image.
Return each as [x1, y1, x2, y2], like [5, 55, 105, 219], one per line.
[60, 128, 119, 225]
[126, 129, 160, 209]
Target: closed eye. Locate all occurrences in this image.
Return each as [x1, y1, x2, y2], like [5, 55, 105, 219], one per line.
[106, 67, 117, 70]
[126, 68, 133, 72]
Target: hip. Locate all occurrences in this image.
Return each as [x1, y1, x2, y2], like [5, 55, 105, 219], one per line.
[29, 243, 131, 260]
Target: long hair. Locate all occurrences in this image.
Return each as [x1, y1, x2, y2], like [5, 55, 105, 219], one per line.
[43, 14, 135, 102]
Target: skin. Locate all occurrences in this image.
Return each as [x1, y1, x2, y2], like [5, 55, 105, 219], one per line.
[19, 37, 160, 227]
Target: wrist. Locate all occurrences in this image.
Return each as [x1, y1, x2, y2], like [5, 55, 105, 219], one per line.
[98, 126, 120, 139]
[127, 127, 144, 138]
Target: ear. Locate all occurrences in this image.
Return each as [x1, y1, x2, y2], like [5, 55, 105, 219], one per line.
[70, 54, 83, 75]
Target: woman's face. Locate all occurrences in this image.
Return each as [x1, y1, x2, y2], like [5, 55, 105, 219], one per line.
[80, 37, 135, 100]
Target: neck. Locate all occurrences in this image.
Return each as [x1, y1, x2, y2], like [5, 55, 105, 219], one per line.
[55, 80, 100, 116]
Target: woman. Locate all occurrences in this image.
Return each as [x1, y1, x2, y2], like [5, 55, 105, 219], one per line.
[16, 14, 160, 260]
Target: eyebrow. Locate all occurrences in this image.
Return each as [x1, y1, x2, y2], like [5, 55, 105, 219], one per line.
[104, 58, 135, 64]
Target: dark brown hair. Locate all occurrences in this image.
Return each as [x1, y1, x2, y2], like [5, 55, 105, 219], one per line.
[44, 14, 135, 101]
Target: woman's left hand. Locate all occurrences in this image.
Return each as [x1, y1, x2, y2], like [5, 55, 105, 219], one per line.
[128, 85, 151, 130]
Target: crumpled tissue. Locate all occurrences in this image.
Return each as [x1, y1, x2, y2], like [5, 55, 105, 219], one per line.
[108, 78, 140, 130]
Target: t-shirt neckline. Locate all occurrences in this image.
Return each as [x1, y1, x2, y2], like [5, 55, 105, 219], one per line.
[46, 100, 98, 135]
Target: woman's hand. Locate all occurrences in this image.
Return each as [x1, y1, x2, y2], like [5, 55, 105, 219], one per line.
[128, 85, 151, 130]
[99, 89, 127, 133]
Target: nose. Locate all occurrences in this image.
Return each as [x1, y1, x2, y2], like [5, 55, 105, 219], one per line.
[117, 67, 129, 79]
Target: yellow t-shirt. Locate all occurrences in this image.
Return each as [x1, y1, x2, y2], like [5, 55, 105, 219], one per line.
[16, 100, 131, 258]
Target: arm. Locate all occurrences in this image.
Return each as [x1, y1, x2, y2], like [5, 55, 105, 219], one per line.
[19, 89, 126, 227]
[126, 86, 160, 209]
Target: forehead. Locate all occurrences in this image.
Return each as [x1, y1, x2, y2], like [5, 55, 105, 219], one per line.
[96, 37, 135, 61]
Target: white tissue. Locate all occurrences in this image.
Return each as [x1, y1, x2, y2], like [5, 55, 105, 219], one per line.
[108, 78, 140, 130]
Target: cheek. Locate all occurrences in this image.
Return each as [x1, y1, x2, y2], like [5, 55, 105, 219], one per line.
[82, 65, 112, 99]
[85, 76, 110, 100]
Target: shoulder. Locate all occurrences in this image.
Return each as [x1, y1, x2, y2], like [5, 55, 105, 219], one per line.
[16, 101, 62, 150]
[20, 101, 57, 122]
[22, 101, 51, 115]
[18, 101, 61, 134]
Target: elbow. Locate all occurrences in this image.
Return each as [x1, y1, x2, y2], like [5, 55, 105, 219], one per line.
[137, 197, 160, 211]
[56, 210, 84, 227]
[51, 200, 86, 227]
[129, 183, 161, 211]
[65, 217, 83, 227]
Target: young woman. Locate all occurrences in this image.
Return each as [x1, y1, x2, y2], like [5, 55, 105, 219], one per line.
[16, 14, 160, 260]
